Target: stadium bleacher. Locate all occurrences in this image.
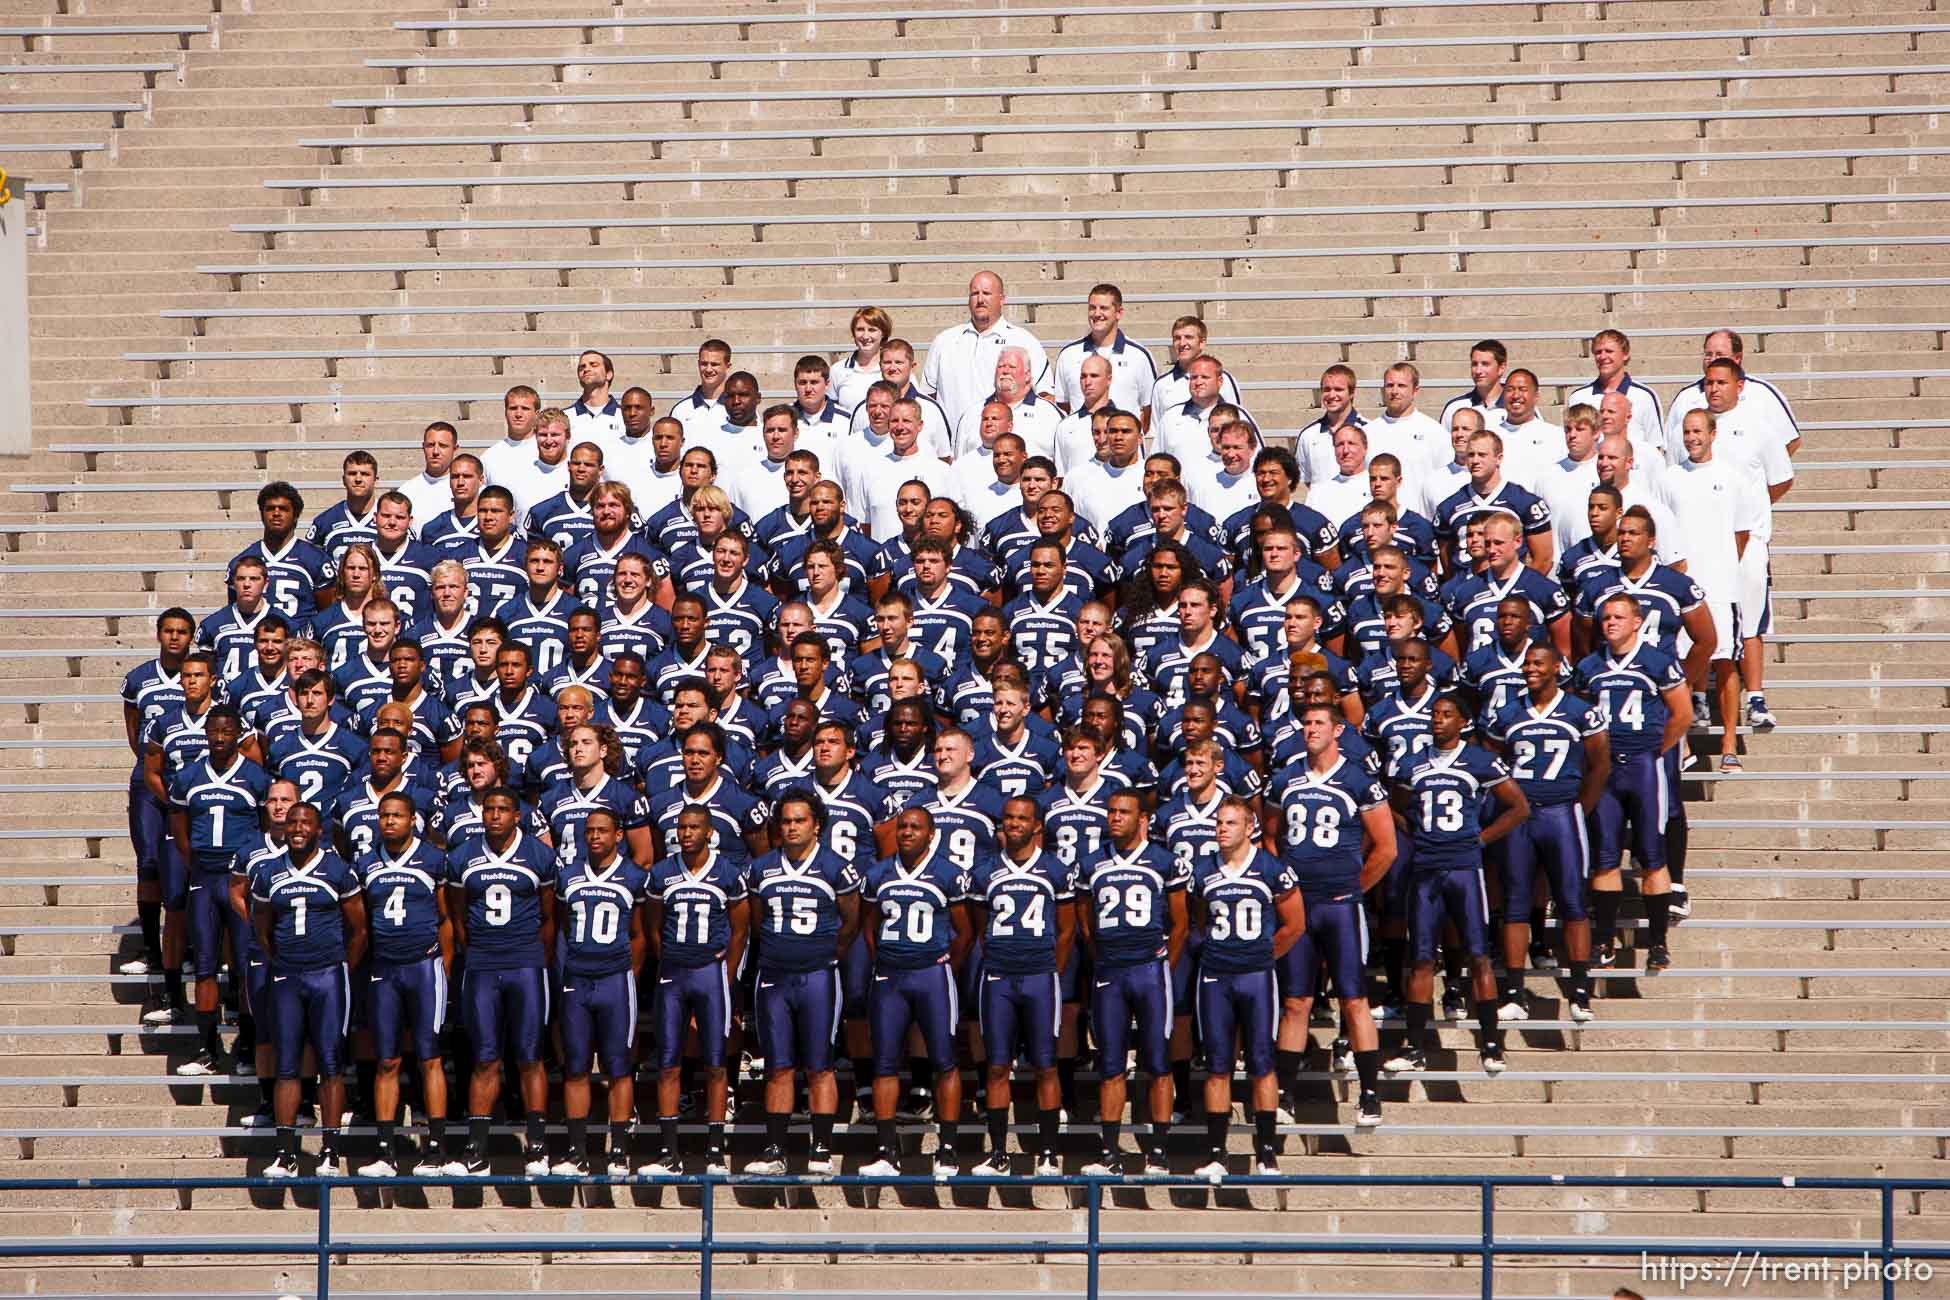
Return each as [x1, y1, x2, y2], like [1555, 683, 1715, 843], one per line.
[5, 0, 1950, 1296]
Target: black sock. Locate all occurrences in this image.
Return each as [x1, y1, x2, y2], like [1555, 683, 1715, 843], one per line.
[937, 1117, 958, 1159]
[812, 1111, 834, 1150]
[852, 1058, 875, 1096]
[1037, 1105, 1059, 1155]
[137, 901, 163, 965]
[567, 1116, 588, 1160]
[906, 1057, 930, 1095]
[1144, 1113, 1167, 1157]
[1170, 1058, 1192, 1107]
[355, 1061, 378, 1112]
[279, 1125, 300, 1158]
[1354, 1049, 1380, 1095]
[1205, 1110, 1229, 1158]
[766, 1111, 788, 1151]
[164, 968, 186, 1008]
[1500, 970, 1522, 1003]
[301, 1076, 318, 1106]
[1528, 906, 1546, 938]
[1645, 893, 1671, 948]
[258, 1077, 275, 1109]
[1057, 1057, 1080, 1114]
[609, 1121, 631, 1163]
[1274, 1048, 1303, 1100]
[375, 1118, 395, 1155]
[1569, 959, 1591, 998]
[525, 1111, 545, 1150]
[707, 1121, 725, 1155]
[659, 1115, 679, 1158]
[877, 1117, 899, 1157]
[1253, 1109, 1276, 1159]
[1099, 1117, 1121, 1156]
[986, 1106, 1009, 1155]
[1405, 1001, 1431, 1054]
[469, 1114, 490, 1151]
[1476, 1000, 1500, 1052]
[427, 1115, 447, 1154]
[195, 1007, 221, 1056]
[1591, 891, 1621, 947]
[1666, 815, 1687, 883]
[1382, 937, 1407, 1004]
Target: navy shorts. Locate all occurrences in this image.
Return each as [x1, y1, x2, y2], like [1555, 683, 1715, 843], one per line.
[1380, 840, 1414, 916]
[241, 953, 272, 1030]
[1594, 750, 1669, 875]
[1196, 967, 1277, 1080]
[370, 955, 448, 1062]
[1500, 802, 1590, 922]
[560, 967, 638, 1079]
[755, 965, 841, 1074]
[272, 963, 350, 1080]
[870, 962, 958, 1077]
[979, 969, 1060, 1071]
[1093, 958, 1172, 1080]
[654, 961, 730, 1071]
[463, 966, 548, 1066]
[1408, 869, 1491, 964]
[185, 862, 237, 980]
[127, 773, 168, 889]
[839, 936, 872, 1019]
[1279, 892, 1368, 1003]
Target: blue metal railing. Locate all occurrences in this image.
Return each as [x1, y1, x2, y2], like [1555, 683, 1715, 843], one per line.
[0, 1172, 1946, 1299]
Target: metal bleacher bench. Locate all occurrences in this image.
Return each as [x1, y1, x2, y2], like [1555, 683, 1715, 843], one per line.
[252, 144, 1950, 204]
[388, 0, 1708, 42]
[279, 100, 1950, 170]
[0, 62, 173, 88]
[363, 23, 1950, 81]
[0, 24, 205, 51]
[0, 103, 142, 128]
[0, 142, 105, 169]
[327, 62, 1950, 122]
[148, 278, 1950, 335]
[187, 234, 1950, 290]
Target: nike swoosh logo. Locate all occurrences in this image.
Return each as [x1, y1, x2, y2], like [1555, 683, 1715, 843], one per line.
[757, 982, 773, 990]
[985, 975, 1000, 982]
[273, 977, 288, 984]
[658, 979, 672, 986]
[1095, 981, 1109, 989]
[875, 975, 889, 982]
[1201, 977, 1217, 984]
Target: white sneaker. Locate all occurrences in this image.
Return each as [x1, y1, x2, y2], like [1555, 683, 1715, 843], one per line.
[1254, 1157, 1279, 1176]
[859, 1155, 899, 1177]
[550, 1157, 583, 1176]
[264, 1153, 301, 1180]
[930, 1154, 958, 1181]
[805, 1147, 836, 1176]
[413, 1155, 448, 1177]
[1568, 999, 1596, 1024]
[1382, 1051, 1423, 1074]
[1331, 1045, 1355, 1073]
[1033, 1153, 1061, 1178]
[523, 1151, 551, 1177]
[1079, 1155, 1115, 1177]
[1275, 1105, 1296, 1125]
[355, 1157, 397, 1179]
[118, 958, 150, 976]
[704, 1155, 729, 1176]
[141, 1002, 182, 1025]
[742, 1152, 787, 1176]
[635, 1157, 677, 1177]
[1481, 1047, 1507, 1077]
[1496, 999, 1530, 1023]
[1372, 1003, 1402, 1022]
[969, 1153, 1008, 1177]
[1668, 884, 1691, 919]
[1195, 1156, 1229, 1182]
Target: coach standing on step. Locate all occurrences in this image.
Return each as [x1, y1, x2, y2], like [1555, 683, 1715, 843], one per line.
[924, 271, 1052, 433]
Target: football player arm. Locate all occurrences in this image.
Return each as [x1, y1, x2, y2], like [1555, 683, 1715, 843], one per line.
[251, 899, 275, 959]
[835, 891, 861, 959]
[435, 886, 456, 970]
[437, 735, 462, 766]
[1052, 896, 1078, 974]
[1570, 611, 1594, 663]
[1547, 608, 1572, 659]
[1269, 887, 1306, 961]
[1524, 527, 1555, 577]
[167, 806, 193, 875]
[1679, 603, 1718, 688]
[1578, 731, 1611, 817]
[628, 900, 649, 976]
[1659, 682, 1694, 755]
[1358, 803, 1397, 893]
[537, 884, 557, 967]
[644, 896, 665, 961]
[946, 901, 975, 969]
[1479, 776, 1530, 848]
[872, 817, 898, 862]
[342, 891, 370, 969]
[142, 742, 169, 805]
[122, 703, 143, 760]
[1768, 474, 1794, 504]
[445, 882, 469, 952]
[723, 897, 750, 984]
[228, 873, 252, 925]
[1164, 887, 1189, 966]
[625, 824, 657, 871]
[1076, 886, 1099, 961]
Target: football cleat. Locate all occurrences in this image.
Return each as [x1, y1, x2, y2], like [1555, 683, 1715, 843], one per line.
[805, 1144, 836, 1176]
[1356, 1093, 1383, 1127]
[445, 1145, 490, 1177]
[1481, 1044, 1507, 1076]
[1195, 1156, 1229, 1182]
[1330, 1037, 1355, 1074]
[969, 1152, 1009, 1177]
[550, 1156, 587, 1177]
[930, 1152, 958, 1181]
[355, 1156, 398, 1179]
[1079, 1153, 1117, 1177]
[523, 1146, 551, 1177]
[1496, 998, 1530, 1023]
[859, 1154, 900, 1177]
[635, 1157, 677, 1177]
[1668, 884, 1691, 919]
[1528, 942, 1558, 971]
[118, 958, 151, 976]
[1645, 944, 1672, 974]
[264, 1153, 301, 1180]
[743, 1147, 787, 1176]
[1382, 1050, 1426, 1074]
[175, 1050, 227, 1077]
[1033, 1152, 1061, 1178]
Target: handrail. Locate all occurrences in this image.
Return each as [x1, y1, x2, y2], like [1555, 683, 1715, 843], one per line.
[0, 1172, 1942, 1298]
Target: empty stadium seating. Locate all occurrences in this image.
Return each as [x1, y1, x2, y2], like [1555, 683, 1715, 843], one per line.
[4, 0, 1949, 1296]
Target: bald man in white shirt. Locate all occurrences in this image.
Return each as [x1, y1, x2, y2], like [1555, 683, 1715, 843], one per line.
[922, 271, 1052, 430]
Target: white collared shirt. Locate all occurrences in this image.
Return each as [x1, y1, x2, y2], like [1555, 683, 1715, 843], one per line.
[921, 316, 1052, 429]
